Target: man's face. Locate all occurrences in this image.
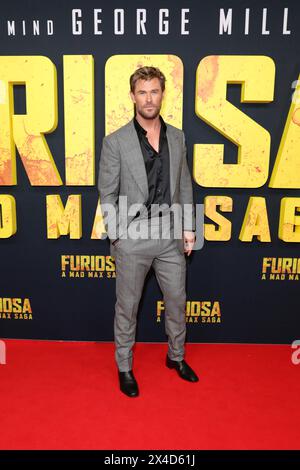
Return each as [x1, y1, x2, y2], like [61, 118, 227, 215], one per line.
[130, 77, 164, 120]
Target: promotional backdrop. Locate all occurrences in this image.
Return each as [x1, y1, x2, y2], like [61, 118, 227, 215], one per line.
[0, 0, 299, 343]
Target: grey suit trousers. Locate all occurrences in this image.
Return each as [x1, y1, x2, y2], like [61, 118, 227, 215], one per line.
[112, 214, 187, 372]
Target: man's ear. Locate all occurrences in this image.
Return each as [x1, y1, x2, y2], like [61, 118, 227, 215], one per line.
[130, 91, 136, 104]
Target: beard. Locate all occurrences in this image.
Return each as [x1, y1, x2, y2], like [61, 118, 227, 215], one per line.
[137, 105, 160, 120]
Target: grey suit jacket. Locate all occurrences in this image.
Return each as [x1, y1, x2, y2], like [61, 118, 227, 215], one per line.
[98, 118, 195, 250]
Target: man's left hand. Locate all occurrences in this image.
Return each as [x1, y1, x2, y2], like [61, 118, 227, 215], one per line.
[183, 231, 195, 256]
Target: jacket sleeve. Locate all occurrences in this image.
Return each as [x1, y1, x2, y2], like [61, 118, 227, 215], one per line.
[179, 132, 196, 231]
[97, 135, 120, 242]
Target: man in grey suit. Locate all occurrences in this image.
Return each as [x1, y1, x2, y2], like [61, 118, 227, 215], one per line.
[98, 66, 199, 397]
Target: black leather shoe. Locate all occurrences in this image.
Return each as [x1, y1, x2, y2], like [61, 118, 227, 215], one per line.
[166, 355, 199, 382]
[118, 370, 139, 397]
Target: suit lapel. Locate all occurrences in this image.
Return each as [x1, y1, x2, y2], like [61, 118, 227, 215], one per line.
[166, 124, 181, 202]
[118, 119, 149, 200]
[118, 118, 181, 203]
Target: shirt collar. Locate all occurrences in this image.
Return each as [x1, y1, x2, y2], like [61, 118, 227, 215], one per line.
[134, 115, 166, 135]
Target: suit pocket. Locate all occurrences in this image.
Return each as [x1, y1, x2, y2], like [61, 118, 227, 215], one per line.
[112, 238, 120, 246]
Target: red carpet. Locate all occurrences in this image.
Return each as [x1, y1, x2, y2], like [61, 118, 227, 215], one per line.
[0, 340, 299, 450]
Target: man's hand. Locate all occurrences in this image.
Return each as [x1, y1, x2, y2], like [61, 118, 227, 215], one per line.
[183, 231, 195, 256]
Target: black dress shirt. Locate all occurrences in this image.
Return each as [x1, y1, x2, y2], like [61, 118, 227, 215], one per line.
[134, 115, 171, 218]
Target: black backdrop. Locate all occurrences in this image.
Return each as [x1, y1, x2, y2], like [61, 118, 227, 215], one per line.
[0, 0, 299, 343]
